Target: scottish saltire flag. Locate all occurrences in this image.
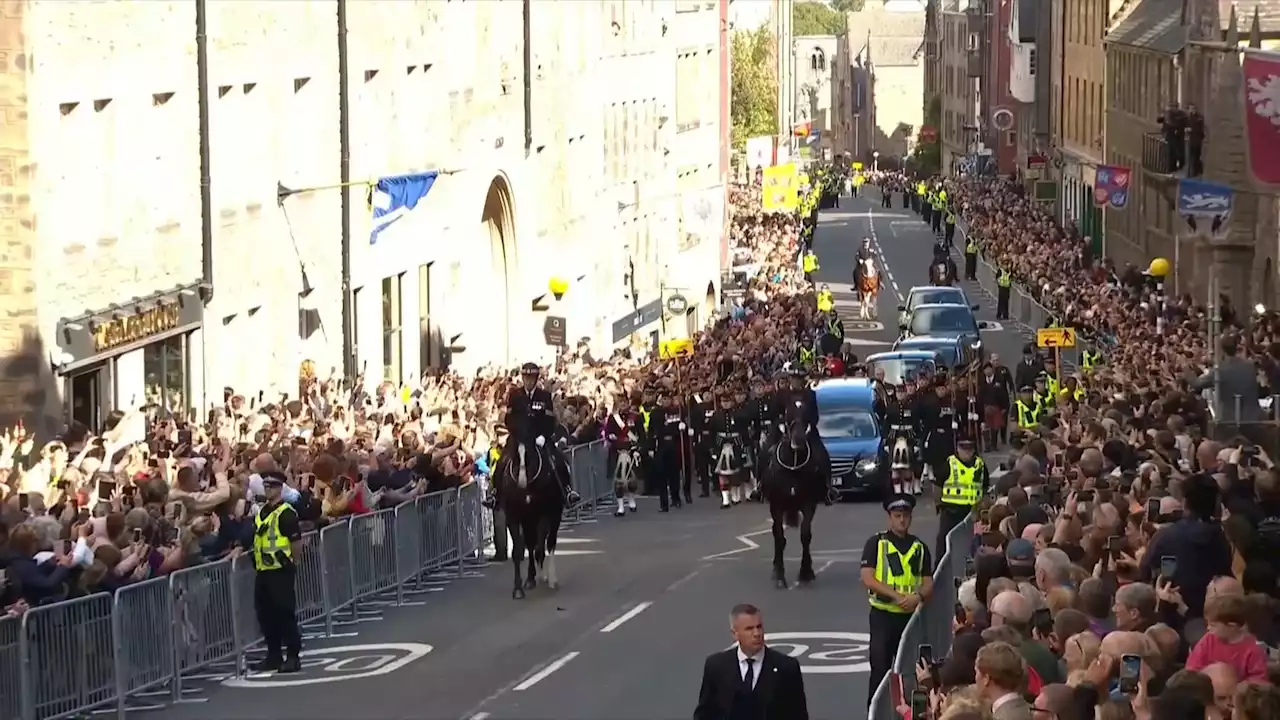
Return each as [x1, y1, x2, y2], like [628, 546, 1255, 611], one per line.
[369, 171, 439, 245]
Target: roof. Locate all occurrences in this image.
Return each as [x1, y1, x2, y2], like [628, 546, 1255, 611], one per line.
[866, 350, 943, 360]
[1104, 0, 1185, 53]
[848, 8, 927, 66]
[1218, 0, 1280, 34]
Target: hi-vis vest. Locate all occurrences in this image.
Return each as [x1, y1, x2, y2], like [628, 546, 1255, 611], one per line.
[868, 534, 924, 613]
[946, 212, 956, 224]
[253, 503, 294, 571]
[917, 182, 927, 196]
[1082, 349, 1102, 370]
[639, 407, 652, 431]
[1045, 375, 1061, 400]
[799, 347, 815, 366]
[941, 455, 984, 506]
[803, 254, 818, 273]
[488, 446, 502, 467]
[1016, 399, 1040, 429]
[997, 270, 1012, 288]
[966, 239, 979, 254]
[1046, 318, 1062, 329]
[817, 290, 834, 313]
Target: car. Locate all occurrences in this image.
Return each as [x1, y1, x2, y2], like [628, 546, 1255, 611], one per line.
[892, 335, 980, 374]
[896, 286, 973, 327]
[814, 378, 887, 497]
[898, 302, 994, 358]
[864, 350, 942, 386]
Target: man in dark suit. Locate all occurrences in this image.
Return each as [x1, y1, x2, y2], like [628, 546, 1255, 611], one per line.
[694, 603, 808, 720]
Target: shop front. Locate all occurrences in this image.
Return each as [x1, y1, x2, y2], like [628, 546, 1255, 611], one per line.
[55, 283, 205, 431]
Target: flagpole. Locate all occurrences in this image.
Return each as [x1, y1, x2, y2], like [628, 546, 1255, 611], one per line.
[277, 169, 459, 204]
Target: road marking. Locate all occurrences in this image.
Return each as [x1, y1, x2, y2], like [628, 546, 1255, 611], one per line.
[514, 651, 580, 691]
[600, 601, 654, 633]
[727, 632, 871, 674]
[222, 643, 433, 688]
[702, 527, 774, 560]
[551, 537, 603, 556]
[469, 714, 491, 720]
[865, 206, 903, 302]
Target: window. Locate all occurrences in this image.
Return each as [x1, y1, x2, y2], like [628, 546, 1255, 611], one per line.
[382, 274, 403, 382]
[143, 334, 188, 416]
[812, 47, 826, 71]
[419, 263, 434, 372]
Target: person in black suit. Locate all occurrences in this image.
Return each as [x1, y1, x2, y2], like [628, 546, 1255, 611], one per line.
[694, 603, 809, 720]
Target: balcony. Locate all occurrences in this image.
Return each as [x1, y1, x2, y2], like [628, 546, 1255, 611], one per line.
[1141, 132, 1204, 178]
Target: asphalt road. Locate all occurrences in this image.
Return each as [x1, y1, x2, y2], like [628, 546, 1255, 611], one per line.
[150, 196, 965, 720]
[158, 496, 936, 720]
[813, 188, 1034, 369]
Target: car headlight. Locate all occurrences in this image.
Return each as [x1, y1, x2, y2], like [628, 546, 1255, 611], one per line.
[855, 458, 880, 475]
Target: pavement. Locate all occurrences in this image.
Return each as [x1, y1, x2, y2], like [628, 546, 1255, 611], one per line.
[147, 193, 964, 720]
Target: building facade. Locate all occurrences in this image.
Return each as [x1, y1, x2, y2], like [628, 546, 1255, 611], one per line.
[1052, 0, 1109, 252]
[0, 0, 728, 434]
[938, 2, 976, 170]
[849, 1, 928, 163]
[794, 35, 839, 158]
[832, 29, 877, 161]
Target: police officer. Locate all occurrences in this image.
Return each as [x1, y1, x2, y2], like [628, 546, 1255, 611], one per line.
[1014, 384, 1042, 439]
[504, 363, 581, 505]
[802, 249, 820, 283]
[861, 494, 933, 707]
[881, 177, 892, 207]
[935, 438, 989, 558]
[1081, 347, 1103, 372]
[944, 206, 957, 249]
[930, 188, 945, 235]
[652, 391, 686, 511]
[964, 235, 979, 281]
[996, 267, 1012, 320]
[246, 471, 303, 673]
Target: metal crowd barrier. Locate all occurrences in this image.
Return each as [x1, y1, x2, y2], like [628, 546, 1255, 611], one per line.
[1, 441, 611, 720]
[952, 217, 1101, 372]
[868, 516, 975, 720]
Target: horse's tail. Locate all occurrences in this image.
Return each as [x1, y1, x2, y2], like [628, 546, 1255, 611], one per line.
[784, 509, 800, 528]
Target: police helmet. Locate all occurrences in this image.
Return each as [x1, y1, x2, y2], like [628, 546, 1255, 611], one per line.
[883, 494, 917, 513]
[520, 362, 540, 376]
[956, 438, 976, 451]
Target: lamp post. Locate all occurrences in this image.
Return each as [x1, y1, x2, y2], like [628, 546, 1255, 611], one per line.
[1145, 257, 1170, 337]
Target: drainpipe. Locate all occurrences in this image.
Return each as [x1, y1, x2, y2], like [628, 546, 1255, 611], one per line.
[196, 0, 213, 303]
[523, 0, 533, 153]
[338, 0, 354, 379]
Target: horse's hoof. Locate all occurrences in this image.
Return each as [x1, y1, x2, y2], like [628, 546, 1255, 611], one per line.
[798, 568, 816, 584]
[524, 577, 537, 590]
[774, 577, 789, 590]
[512, 587, 526, 600]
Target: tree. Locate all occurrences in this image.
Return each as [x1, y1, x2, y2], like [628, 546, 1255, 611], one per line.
[794, 1, 846, 36]
[731, 28, 778, 148]
[831, 0, 866, 13]
[909, 95, 942, 175]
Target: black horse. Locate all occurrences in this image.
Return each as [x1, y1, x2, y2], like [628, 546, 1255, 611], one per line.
[761, 420, 833, 589]
[493, 442, 566, 599]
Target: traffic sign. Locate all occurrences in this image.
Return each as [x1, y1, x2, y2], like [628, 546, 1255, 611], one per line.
[659, 338, 694, 360]
[1036, 327, 1076, 348]
[542, 316, 567, 346]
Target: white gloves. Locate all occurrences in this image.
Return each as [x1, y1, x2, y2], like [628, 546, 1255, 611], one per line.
[535, 436, 546, 448]
[678, 423, 687, 431]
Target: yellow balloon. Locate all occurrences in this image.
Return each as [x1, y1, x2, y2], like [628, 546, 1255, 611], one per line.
[1145, 258, 1170, 278]
[548, 276, 569, 297]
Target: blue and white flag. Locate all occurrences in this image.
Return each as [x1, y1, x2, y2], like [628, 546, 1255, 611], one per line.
[369, 171, 439, 245]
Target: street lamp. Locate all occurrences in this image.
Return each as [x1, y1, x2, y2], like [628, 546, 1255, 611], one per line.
[1145, 257, 1170, 336]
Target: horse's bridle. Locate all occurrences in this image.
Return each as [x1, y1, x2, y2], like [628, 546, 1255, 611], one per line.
[775, 428, 811, 471]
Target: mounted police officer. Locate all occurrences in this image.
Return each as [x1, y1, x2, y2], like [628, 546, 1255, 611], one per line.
[503, 363, 580, 506]
[935, 438, 989, 559]
[929, 243, 957, 286]
[861, 494, 933, 707]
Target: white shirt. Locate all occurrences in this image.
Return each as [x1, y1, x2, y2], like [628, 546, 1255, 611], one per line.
[992, 692, 1021, 713]
[737, 647, 764, 690]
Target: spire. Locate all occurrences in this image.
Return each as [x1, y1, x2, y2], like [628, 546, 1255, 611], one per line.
[1225, 5, 1239, 45]
[1249, 6, 1262, 48]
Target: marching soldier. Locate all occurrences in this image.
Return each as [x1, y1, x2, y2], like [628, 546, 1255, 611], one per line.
[861, 494, 933, 707]
[710, 391, 748, 508]
[651, 390, 686, 511]
[964, 234, 980, 281]
[935, 438, 989, 559]
[690, 391, 718, 498]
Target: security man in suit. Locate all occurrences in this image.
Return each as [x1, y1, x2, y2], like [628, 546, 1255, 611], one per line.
[246, 471, 304, 673]
[652, 390, 687, 511]
[996, 267, 1012, 319]
[964, 235, 980, 280]
[504, 363, 581, 505]
[935, 438, 989, 559]
[695, 603, 809, 720]
[861, 494, 933, 706]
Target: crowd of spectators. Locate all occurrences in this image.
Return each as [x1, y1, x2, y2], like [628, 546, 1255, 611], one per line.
[0, 179, 824, 617]
[898, 177, 1280, 720]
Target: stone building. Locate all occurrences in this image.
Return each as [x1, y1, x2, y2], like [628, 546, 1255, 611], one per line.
[1104, 0, 1280, 307]
[833, 29, 878, 161]
[937, 0, 977, 170]
[794, 35, 839, 158]
[0, 0, 729, 434]
[848, 0, 929, 162]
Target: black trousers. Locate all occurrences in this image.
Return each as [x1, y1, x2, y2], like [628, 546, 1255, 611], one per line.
[945, 223, 956, 246]
[931, 212, 942, 233]
[996, 286, 1010, 319]
[923, 206, 933, 225]
[882, 192, 892, 208]
[695, 438, 714, 494]
[964, 252, 977, 280]
[655, 444, 682, 508]
[255, 567, 301, 660]
[936, 503, 973, 561]
[867, 608, 913, 707]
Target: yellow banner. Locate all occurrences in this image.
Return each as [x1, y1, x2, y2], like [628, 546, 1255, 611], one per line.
[762, 163, 799, 212]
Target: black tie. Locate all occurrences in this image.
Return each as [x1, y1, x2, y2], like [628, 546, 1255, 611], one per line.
[743, 657, 755, 690]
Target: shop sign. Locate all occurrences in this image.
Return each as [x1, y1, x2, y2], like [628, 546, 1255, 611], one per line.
[94, 304, 181, 353]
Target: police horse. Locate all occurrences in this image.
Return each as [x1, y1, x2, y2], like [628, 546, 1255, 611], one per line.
[613, 432, 641, 517]
[494, 441, 567, 599]
[856, 257, 881, 320]
[762, 418, 834, 589]
[714, 431, 751, 508]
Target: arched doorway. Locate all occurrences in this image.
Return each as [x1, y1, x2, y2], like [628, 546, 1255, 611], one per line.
[480, 175, 516, 366]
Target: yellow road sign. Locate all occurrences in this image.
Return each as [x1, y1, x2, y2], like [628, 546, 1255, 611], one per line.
[1036, 328, 1076, 348]
[659, 338, 695, 360]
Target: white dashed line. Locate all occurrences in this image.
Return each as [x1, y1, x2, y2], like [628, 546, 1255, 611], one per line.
[600, 602, 654, 633]
[514, 651, 581, 691]
[864, 205, 903, 302]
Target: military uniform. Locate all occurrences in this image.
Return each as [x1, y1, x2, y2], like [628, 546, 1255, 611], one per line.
[862, 494, 933, 707]
[710, 396, 750, 507]
[651, 394, 686, 511]
[691, 394, 718, 497]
